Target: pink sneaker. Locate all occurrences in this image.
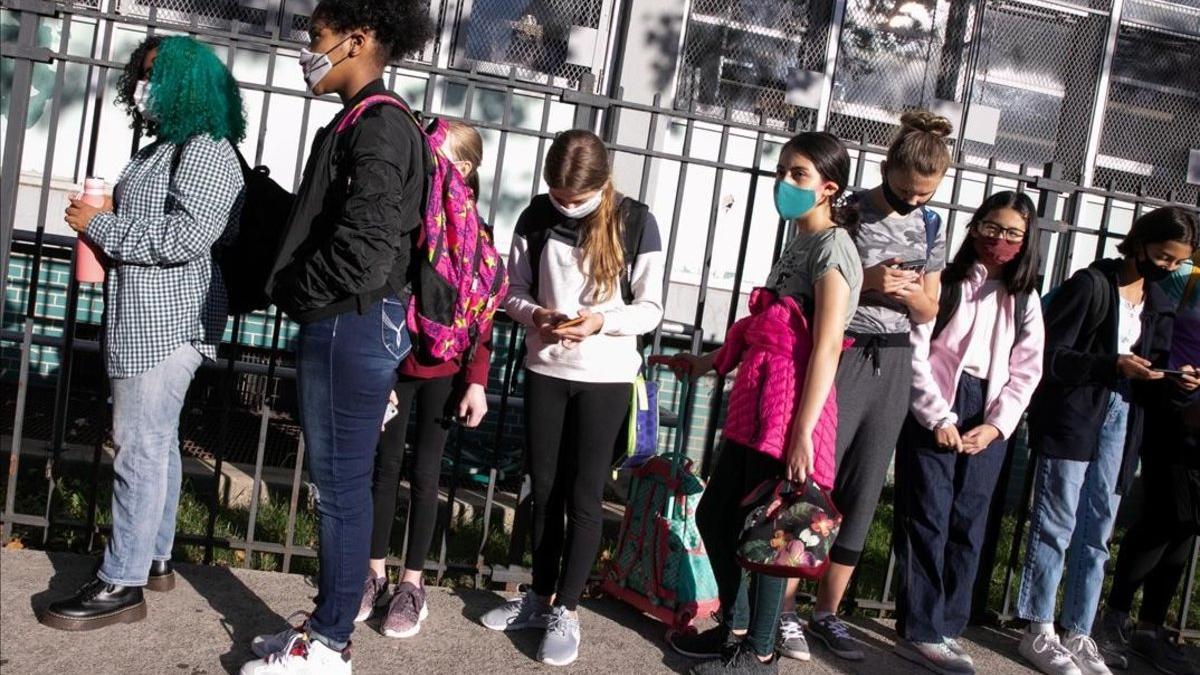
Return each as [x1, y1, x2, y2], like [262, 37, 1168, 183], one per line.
[355, 574, 388, 623]
[382, 582, 428, 639]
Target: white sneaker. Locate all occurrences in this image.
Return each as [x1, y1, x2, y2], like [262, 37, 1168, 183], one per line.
[895, 639, 976, 674]
[1021, 630, 1083, 675]
[239, 632, 351, 674]
[944, 637, 975, 666]
[1063, 633, 1113, 675]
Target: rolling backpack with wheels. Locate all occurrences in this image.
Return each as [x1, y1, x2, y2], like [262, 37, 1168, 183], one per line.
[601, 376, 719, 632]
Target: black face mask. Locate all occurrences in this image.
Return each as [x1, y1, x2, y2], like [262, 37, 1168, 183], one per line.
[1136, 247, 1172, 283]
[881, 179, 920, 216]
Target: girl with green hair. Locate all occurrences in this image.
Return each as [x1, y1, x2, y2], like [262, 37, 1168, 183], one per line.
[42, 35, 246, 632]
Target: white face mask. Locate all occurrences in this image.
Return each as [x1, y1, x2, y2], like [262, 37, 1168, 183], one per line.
[298, 36, 350, 92]
[549, 190, 604, 220]
[134, 79, 155, 121]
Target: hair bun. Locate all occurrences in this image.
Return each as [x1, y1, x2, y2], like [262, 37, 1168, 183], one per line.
[900, 111, 953, 138]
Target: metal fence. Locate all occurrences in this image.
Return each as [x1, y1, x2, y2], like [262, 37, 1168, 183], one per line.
[3, 0, 1200, 637]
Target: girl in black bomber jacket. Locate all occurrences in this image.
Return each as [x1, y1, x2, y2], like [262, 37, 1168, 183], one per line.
[1016, 208, 1199, 675]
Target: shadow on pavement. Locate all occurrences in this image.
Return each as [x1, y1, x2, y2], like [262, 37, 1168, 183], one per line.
[176, 563, 291, 675]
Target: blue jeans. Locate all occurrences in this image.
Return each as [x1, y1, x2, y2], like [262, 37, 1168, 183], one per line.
[297, 297, 410, 649]
[1018, 391, 1130, 635]
[894, 374, 1008, 643]
[99, 344, 203, 586]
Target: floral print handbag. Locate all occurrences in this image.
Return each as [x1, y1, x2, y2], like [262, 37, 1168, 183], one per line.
[735, 478, 842, 579]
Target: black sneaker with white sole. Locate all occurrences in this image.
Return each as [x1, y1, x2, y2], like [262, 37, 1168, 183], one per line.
[806, 614, 864, 661]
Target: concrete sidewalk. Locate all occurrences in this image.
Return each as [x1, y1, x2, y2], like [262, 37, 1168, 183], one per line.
[0, 548, 1163, 674]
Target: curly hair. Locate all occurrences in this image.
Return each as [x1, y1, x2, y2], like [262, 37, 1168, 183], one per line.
[115, 36, 245, 145]
[311, 0, 434, 63]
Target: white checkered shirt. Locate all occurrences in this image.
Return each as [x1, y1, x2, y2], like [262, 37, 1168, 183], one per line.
[87, 135, 245, 379]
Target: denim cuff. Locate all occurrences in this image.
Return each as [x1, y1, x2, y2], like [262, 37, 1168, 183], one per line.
[307, 626, 348, 652]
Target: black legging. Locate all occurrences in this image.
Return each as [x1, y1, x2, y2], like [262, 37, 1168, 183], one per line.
[696, 440, 787, 658]
[370, 374, 455, 570]
[1107, 452, 1198, 626]
[525, 370, 631, 611]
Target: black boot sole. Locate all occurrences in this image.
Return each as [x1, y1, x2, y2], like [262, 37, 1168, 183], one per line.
[146, 572, 175, 592]
[39, 600, 147, 631]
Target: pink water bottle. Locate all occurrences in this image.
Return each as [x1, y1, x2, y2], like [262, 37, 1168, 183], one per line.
[75, 178, 107, 283]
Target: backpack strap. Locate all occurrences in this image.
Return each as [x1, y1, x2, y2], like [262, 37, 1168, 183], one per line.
[931, 280, 961, 341]
[1183, 257, 1200, 308]
[618, 197, 649, 304]
[921, 206, 941, 260]
[528, 196, 646, 304]
[335, 93, 419, 133]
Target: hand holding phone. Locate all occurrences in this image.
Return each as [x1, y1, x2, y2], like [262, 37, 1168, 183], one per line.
[895, 259, 927, 272]
[555, 315, 587, 329]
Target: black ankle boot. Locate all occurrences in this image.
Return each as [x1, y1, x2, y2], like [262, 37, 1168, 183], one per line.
[40, 578, 146, 631]
[147, 559, 175, 592]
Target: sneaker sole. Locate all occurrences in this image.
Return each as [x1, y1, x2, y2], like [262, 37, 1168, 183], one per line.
[540, 650, 579, 667]
[38, 600, 147, 631]
[481, 616, 547, 631]
[669, 643, 723, 660]
[809, 628, 865, 661]
[383, 604, 429, 639]
[894, 643, 974, 675]
[778, 645, 812, 661]
[145, 572, 175, 592]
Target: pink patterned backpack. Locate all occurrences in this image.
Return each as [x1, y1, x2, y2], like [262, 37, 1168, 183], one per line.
[336, 94, 507, 362]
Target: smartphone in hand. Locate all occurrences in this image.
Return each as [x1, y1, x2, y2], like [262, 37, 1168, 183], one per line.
[383, 402, 400, 426]
[895, 259, 927, 272]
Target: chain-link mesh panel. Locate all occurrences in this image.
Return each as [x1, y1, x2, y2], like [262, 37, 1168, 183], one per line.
[674, 0, 830, 128]
[453, 0, 608, 87]
[959, 1, 1107, 182]
[116, 0, 274, 34]
[827, 0, 964, 147]
[1094, 20, 1200, 202]
[1120, 0, 1200, 33]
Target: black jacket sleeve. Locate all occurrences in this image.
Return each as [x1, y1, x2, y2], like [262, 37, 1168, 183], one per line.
[283, 106, 419, 305]
[1043, 268, 1118, 388]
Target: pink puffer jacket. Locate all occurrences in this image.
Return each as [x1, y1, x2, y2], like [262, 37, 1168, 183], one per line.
[713, 288, 850, 489]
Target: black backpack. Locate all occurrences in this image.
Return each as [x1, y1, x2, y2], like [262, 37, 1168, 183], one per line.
[171, 140, 293, 315]
[525, 196, 650, 305]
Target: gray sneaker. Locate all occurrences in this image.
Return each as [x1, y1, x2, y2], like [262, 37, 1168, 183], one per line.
[538, 605, 581, 667]
[895, 638, 976, 674]
[249, 611, 310, 659]
[777, 612, 810, 661]
[479, 590, 550, 631]
[355, 574, 388, 623]
[1095, 611, 1132, 670]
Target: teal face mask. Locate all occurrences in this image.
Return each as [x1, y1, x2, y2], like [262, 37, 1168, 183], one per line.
[774, 180, 818, 220]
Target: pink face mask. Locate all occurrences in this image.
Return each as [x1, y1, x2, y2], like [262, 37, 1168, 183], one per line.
[974, 236, 1022, 266]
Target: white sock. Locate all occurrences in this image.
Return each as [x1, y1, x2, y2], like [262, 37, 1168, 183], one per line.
[813, 610, 834, 622]
[1066, 630, 1088, 642]
[1028, 622, 1055, 636]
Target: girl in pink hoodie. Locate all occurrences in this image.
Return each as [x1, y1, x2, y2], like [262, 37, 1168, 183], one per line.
[891, 191, 1045, 673]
